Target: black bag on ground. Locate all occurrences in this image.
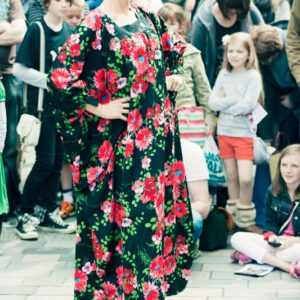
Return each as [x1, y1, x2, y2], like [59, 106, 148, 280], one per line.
[199, 206, 229, 251]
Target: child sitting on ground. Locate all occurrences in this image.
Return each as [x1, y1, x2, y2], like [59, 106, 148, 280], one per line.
[180, 139, 212, 258]
[231, 144, 300, 280]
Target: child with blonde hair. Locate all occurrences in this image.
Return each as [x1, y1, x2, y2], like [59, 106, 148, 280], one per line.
[64, 0, 86, 28]
[209, 32, 263, 233]
[159, 3, 216, 134]
[231, 144, 300, 280]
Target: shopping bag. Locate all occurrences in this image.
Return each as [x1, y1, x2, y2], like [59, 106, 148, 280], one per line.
[203, 135, 227, 187]
[177, 106, 206, 147]
[16, 114, 41, 192]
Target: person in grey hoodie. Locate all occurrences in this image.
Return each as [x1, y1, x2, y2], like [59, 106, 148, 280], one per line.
[191, 0, 264, 86]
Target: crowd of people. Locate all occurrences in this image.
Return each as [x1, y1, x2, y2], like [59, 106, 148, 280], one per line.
[0, 0, 299, 298]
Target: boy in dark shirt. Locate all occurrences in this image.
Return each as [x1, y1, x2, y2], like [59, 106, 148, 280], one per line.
[13, 0, 75, 240]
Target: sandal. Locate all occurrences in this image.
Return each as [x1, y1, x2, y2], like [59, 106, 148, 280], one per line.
[230, 250, 252, 265]
[289, 261, 300, 279]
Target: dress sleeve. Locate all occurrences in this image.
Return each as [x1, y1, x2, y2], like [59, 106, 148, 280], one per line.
[47, 12, 99, 143]
[144, 9, 186, 76]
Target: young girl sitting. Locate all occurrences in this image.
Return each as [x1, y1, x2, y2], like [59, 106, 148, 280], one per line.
[208, 32, 262, 233]
[231, 144, 300, 279]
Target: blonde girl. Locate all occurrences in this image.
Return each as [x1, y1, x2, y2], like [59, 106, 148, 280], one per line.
[64, 0, 85, 28]
[158, 3, 216, 133]
[208, 32, 262, 233]
[231, 144, 300, 279]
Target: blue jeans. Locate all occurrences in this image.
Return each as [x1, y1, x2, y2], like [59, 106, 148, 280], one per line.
[192, 210, 203, 242]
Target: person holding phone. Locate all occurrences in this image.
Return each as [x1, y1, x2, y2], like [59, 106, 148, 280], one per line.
[230, 144, 300, 280]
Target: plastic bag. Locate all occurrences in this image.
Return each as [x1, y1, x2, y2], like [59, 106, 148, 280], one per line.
[203, 135, 227, 187]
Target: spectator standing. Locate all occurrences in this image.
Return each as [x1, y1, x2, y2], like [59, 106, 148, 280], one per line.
[254, 0, 290, 24]
[47, 1, 195, 298]
[64, 0, 85, 28]
[231, 144, 300, 280]
[286, 0, 300, 87]
[251, 24, 300, 145]
[286, 0, 300, 142]
[26, 0, 45, 24]
[158, 3, 216, 133]
[191, 0, 264, 86]
[208, 32, 263, 233]
[58, 0, 86, 219]
[13, 0, 75, 240]
[0, 0, 26, 214]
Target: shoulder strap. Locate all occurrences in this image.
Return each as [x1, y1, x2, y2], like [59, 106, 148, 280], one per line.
[23, 21, 45, 116]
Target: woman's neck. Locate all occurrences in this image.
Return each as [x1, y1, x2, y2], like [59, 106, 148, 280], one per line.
[44, 13, 63, 31]
[100, 0, 130, 17]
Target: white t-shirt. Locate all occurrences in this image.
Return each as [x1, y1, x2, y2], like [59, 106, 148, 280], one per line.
[180, 139, 209, 182]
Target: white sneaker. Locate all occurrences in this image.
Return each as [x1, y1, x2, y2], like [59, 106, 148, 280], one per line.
[15, 213, 39, 240]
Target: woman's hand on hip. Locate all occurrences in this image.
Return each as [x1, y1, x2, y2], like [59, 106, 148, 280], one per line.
[86, 97, 130, 121]
[166, 75, 183, 92]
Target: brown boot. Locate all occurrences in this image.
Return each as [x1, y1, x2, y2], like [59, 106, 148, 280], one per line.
[225, 198, 238, 223]
[236, 203, 256, 229]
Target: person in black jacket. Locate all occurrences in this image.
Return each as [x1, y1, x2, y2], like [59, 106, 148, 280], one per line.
[231, 144, 300, 280]
[251, 22, 300, 145]
[190, 0, 264, 86]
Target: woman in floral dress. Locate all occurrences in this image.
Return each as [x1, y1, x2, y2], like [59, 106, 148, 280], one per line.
[47, 1, 194, 299]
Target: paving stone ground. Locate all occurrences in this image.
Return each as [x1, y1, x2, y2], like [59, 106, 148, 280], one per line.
[0, 219, 299, 300]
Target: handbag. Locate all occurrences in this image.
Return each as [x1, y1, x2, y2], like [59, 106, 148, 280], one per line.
[253, 136, 276, 165]
[17, 21, 45, 192]
[203, 135, 227, 187]
[199, 206, 232, 251]
[177, 106, 206, 147]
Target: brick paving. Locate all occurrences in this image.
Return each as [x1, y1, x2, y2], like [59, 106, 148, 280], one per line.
[0, 220, 299, 300]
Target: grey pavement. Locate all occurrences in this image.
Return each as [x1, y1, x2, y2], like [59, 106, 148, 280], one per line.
[0, 220, 299, 300]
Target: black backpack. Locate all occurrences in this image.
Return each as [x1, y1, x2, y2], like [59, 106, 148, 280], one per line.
[199, 206, 231, 251]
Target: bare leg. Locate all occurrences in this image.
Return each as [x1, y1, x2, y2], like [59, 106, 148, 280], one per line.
[60, 164, 73, 191]
[262, 252, 292, 273]
[237, 160, 253, 205]
[223, 158, 239, 199]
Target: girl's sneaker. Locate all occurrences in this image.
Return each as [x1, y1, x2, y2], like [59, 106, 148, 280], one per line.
[289, 261, 300, 280]
[230, 250, 252, 264]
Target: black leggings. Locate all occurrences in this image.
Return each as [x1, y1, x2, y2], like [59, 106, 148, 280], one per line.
[19, 115, 64, 214]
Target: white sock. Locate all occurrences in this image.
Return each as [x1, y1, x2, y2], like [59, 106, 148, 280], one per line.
[62, 190, 74, 204]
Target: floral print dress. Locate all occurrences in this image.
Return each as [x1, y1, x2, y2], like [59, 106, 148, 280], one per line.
[47, 5, 194, 300]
